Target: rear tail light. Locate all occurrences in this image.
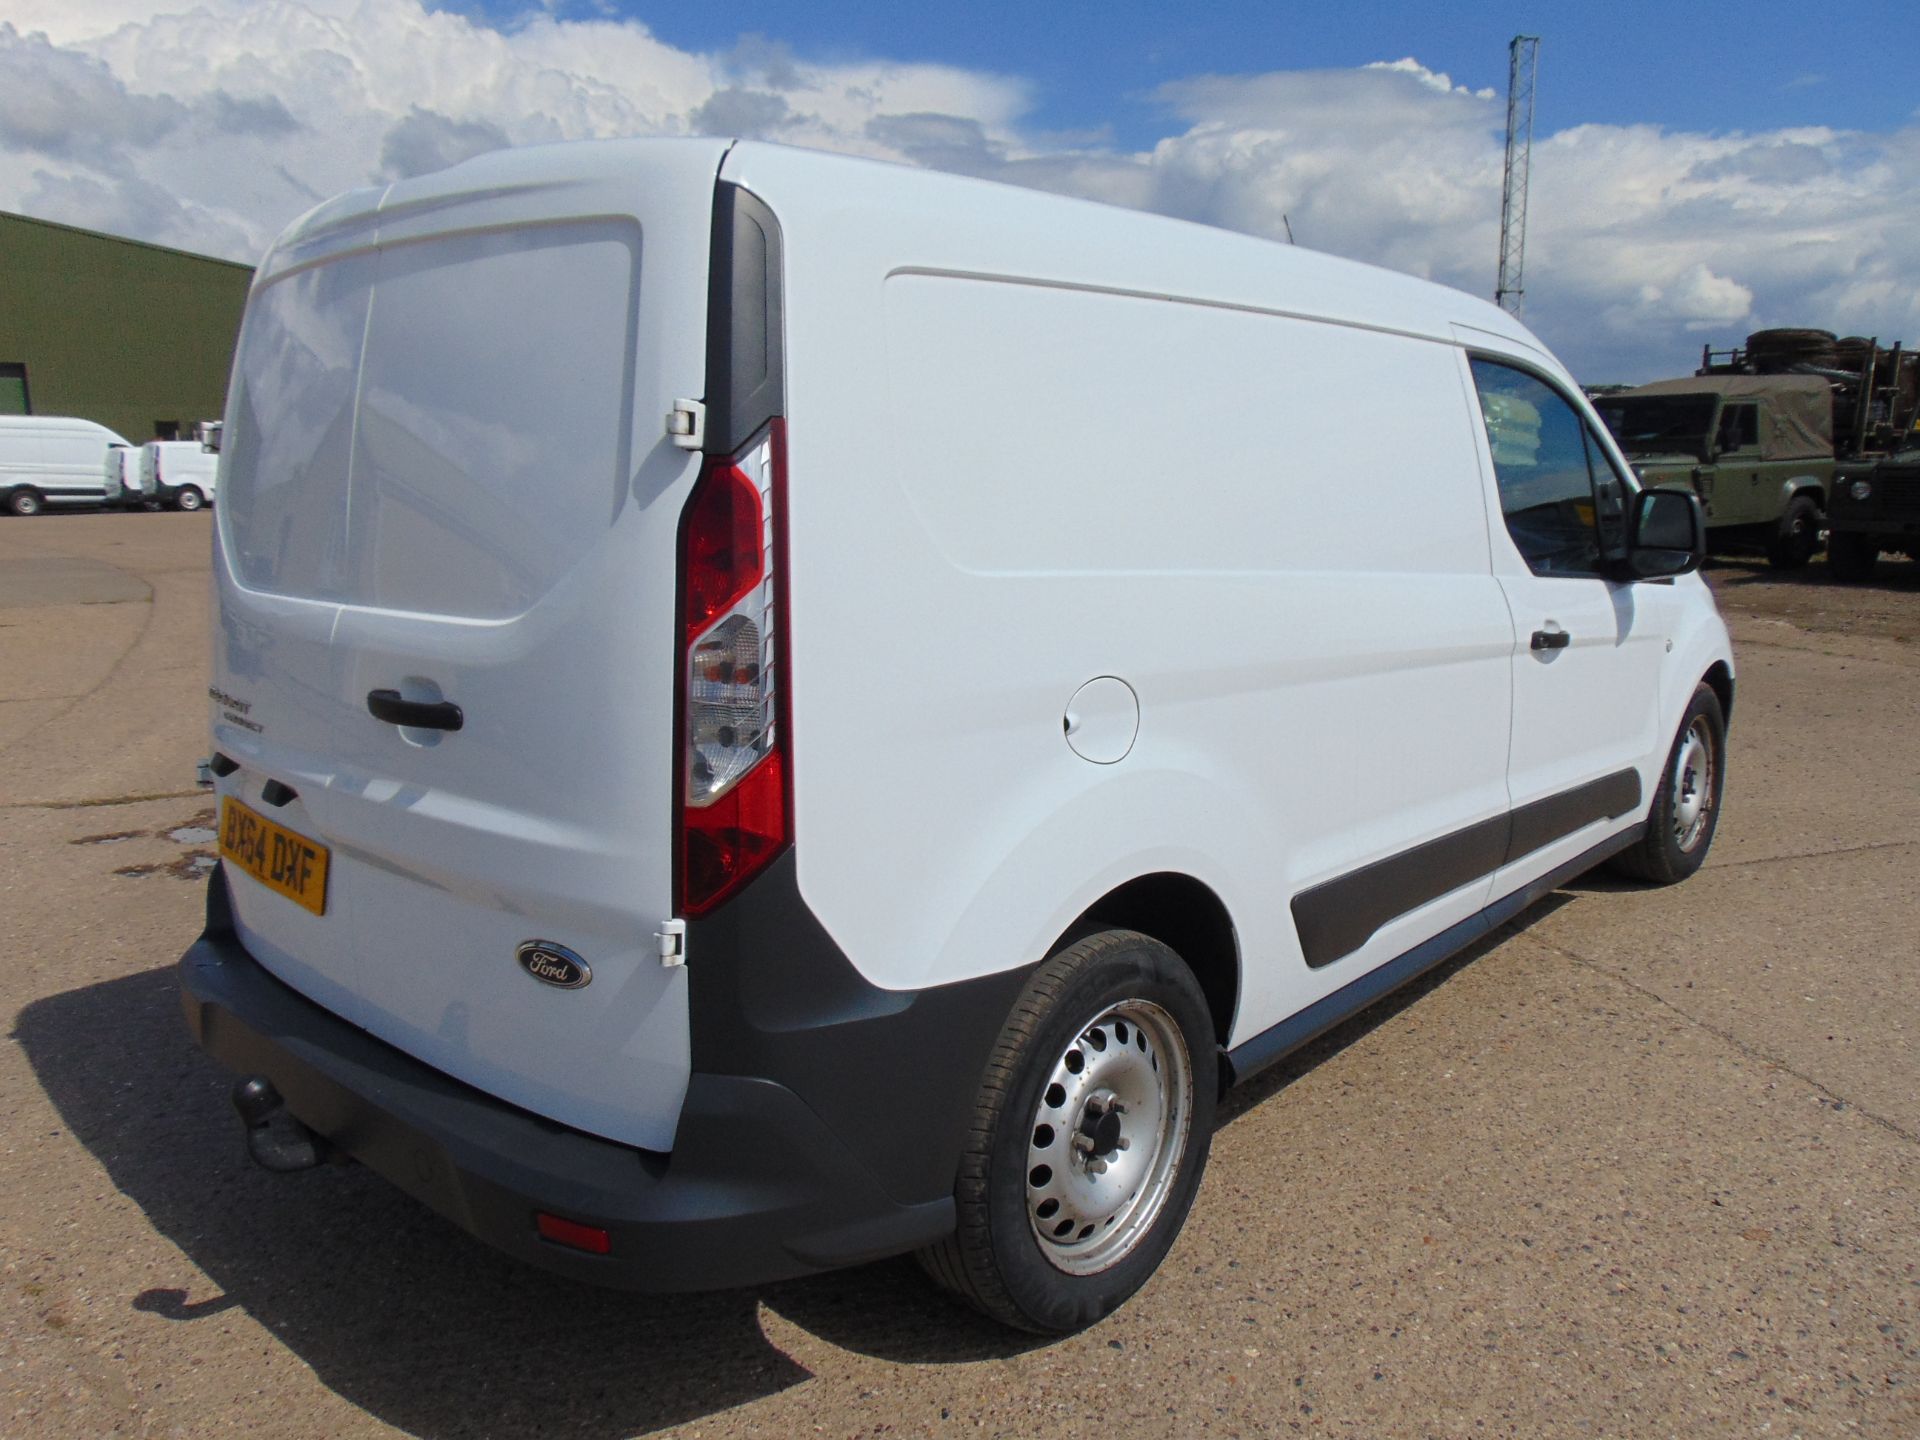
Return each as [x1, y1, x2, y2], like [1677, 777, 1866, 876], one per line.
[675, 422, 790, 916]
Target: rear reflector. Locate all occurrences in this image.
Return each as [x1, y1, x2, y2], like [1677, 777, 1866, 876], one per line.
[535, 1212, 611, 1255]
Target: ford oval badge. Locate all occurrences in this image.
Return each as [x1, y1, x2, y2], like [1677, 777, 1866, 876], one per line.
[516, 940, 591, 989]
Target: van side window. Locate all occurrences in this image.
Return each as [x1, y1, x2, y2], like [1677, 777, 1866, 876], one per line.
[1469, 359, 1608, 578]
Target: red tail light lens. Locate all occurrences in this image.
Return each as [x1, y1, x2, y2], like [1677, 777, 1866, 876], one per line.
[676, 422, 790, 917]
[681, 463, 763, 642]
[535, 1212, 611, 1254]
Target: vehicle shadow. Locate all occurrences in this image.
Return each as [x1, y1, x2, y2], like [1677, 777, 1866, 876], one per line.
[11, 965, 1038, 1439]
[1706, 552, 1920, 593]
[1218, 893, 1576, 1125]
[16, 891, 1592, 1430]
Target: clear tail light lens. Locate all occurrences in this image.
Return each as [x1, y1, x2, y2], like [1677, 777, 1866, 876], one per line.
[677, 422, 789, 916]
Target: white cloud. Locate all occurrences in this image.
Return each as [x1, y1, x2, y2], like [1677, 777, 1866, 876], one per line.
[2, 3, 1915, 382]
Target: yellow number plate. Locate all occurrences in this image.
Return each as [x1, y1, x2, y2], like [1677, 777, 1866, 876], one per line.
[219, 795, 330, 916]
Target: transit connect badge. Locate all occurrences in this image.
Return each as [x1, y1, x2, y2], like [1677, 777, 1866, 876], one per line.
[516, 941, 591, 989]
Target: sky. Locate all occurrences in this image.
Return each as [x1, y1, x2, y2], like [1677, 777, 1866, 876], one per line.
[3, 0, 1917, 382]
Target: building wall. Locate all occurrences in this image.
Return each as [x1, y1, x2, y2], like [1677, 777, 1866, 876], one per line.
[0, 211, 253, 444]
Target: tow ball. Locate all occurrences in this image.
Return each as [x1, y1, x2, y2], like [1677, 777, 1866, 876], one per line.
[230, 1076, 333, 1172]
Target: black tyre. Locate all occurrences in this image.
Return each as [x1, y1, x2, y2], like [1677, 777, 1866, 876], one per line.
[6, 488, 44, 517]
[174, 487, 205, 513]
[1609, 683, 1725, 885]
[1826, 530, 1878, 583]
[1745, 328, 1837, 372]
[918, 930, 1218, 1333]
[1766, 493, 1821, 570]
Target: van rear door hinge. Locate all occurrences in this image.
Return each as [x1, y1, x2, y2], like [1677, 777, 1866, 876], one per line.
[655, 918, 687, 967]
[666, 399, 706, 451]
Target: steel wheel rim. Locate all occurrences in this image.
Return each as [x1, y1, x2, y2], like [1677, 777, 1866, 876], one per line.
[1671, 717, 1715, 852]
[1024, 998, 1193, 1276]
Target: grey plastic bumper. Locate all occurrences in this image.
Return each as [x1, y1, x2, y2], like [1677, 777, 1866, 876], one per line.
[178, 866, 953, 1292]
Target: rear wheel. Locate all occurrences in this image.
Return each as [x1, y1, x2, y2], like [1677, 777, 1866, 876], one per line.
[7, 488, 44, 517]
[918, 930, 1217, 1333]
[174, 487, 205, 513]
[1609, 683, 1725, 885]
[1766, 493, 1821, 569]
[1826, 530, 1878, 583]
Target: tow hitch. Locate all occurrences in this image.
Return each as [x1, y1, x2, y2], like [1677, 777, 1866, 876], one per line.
[230, 1076, 333, 1172]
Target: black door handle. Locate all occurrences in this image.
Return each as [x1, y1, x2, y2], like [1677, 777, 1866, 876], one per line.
[366, 689, 464, 731]
[1530, 629, 1571, 651]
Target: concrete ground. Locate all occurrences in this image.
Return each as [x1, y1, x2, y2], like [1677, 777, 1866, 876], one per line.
[2, 512, 1916, 1439]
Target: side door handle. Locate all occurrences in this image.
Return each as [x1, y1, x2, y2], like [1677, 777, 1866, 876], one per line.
[1530, 628, 1571, 652]
[366, 689, 464, 731]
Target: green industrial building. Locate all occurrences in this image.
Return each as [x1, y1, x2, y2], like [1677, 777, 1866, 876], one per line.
[0, 211, 253, 444]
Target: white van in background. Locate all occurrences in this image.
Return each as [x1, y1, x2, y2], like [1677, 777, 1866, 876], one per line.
[103, 443, 150, 509]
[1, 415, 134, 515]
[179, 139, 1734, 1334]
[140, 434, 219, 510]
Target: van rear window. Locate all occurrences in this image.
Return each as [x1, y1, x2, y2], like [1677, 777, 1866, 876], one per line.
[224, 220, 639, 617]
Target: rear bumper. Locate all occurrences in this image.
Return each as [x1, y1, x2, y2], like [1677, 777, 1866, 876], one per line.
[178, 868, 954, 1291]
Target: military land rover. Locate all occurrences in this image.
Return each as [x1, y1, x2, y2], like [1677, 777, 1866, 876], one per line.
[1829, 448, 1920, 581]
[1595, 329, 1918, 571]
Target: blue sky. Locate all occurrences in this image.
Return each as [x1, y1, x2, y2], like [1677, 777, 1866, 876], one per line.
[6, 0, 1918, 381]
[456, 0, 1920, 144]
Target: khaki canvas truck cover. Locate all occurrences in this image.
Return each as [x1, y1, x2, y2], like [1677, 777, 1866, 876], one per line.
[1623, 374, 1832, 461]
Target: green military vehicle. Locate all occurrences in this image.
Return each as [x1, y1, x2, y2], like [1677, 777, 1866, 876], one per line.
[1594, 329, 1918, 571]
[1822, 339, 1920, 581]
[1593, 373, 1834, 569]
[1829, 447, 1920, 581]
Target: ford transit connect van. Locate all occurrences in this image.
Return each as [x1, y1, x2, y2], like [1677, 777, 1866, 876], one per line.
[179, 138, 1733, 1333]
[140, 437, 218, 511]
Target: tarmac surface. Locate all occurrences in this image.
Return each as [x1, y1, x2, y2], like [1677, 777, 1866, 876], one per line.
[3, 511, 1917, 1439]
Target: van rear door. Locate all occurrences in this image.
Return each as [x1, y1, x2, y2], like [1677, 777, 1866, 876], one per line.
[214, 139, 729, 1150]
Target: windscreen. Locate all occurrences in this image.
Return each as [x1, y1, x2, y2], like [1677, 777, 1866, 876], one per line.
[223, 256, 374, 601]
[223, 220, 640, 617]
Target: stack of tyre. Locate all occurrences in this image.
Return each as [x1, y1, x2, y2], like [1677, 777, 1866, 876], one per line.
[1746, 328, 1839, 373]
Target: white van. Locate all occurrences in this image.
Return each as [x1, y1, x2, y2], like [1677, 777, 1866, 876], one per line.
[1, 415, 134, 514]
[140, 436, 219, 510]
[180, 139, 1733, 1333]
[103, 443, 149, 508]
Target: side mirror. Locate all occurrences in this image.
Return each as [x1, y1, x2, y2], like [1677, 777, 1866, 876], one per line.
[1625, 486, 1705, 579]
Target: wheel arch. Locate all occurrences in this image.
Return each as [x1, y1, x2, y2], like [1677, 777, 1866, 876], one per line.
[1701, 659, 1734, 728]
[1055, 872, 1240, 1049]
[1779, 476, 1826, 509]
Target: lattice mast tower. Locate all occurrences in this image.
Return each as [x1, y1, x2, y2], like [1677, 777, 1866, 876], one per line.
[1495, 36, 1540, 316]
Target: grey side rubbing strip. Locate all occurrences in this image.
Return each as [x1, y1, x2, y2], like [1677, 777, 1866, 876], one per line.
[1291, 767, 1642, 970]
[1505, 768, 1642, 863]
[1290, 814, 1509, 973]
[1232, 824, 1646, 1085]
